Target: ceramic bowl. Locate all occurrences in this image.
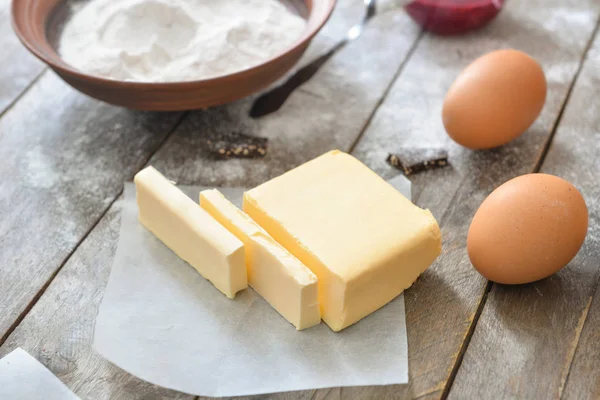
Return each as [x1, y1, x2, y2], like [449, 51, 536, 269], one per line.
[12, 0, 335, 110]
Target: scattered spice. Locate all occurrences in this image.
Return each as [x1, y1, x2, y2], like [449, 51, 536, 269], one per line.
[205, 132, 268, 159]
[386, 148, 449, 176]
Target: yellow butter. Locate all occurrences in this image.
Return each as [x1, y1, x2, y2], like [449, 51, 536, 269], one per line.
[244, 150, 442, 331]
[134, 167, 246, 299]
[200, 189, 266, 265]
[200, 189, 320, 330]
[250, 233, 320, 330]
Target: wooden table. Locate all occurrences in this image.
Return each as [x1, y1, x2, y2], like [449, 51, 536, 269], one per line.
[1, 0, 599, 398]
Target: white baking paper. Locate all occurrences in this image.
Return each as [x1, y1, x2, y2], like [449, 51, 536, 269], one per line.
[94, 175, 412, 397]
[0, 348, 80, 400]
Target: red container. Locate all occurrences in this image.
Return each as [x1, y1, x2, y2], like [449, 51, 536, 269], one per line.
[405, 0, 505, 35]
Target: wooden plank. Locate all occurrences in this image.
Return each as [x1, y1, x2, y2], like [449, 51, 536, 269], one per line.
[450, 26, 600, 399]
[348, 0, 600, 398]
[0, 2, 422, 399]
[0, 72, 182, 340]
[2, 2, 598, 400]
[555, 36, 600, 400]
[0, 0, 45, 115]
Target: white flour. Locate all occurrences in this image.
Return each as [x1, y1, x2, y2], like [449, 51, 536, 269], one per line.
[59, 0, 307, 82]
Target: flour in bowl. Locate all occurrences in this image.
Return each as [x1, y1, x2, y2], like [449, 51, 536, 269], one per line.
[59, 0, 307, 82]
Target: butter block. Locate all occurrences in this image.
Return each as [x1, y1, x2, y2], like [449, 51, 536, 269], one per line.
[200, 189, 320, 330]
[244, 150, 442, 331]
[134, 167, 246, 299]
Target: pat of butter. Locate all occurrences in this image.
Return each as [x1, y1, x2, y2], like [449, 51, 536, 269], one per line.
[244, 150, 442, 331]
[200, 189, 320, 330]
[134, 167, 246, 299]
[250, 233, 320, 330]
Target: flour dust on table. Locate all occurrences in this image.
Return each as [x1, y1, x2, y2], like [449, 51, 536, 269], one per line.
[59, 0, 307, 82]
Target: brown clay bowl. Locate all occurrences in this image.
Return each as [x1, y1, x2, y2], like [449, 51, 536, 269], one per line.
[12, 0, 335, 111]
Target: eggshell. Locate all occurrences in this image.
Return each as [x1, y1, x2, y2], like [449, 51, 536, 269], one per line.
[443, 49, 547, 149]
[467, 174, 588, 284]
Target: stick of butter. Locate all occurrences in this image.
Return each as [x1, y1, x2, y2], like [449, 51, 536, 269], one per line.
[243, 150, 442, 331]
[200, 189, 320, 330]
[134, 167, 246, 299]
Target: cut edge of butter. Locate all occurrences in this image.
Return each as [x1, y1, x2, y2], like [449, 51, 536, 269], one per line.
[250, 232, 320, 330]
[134, 166, 247, 299]
[243, 150, 443, 331]
[200, 189, 267, 251]
[200, 189, 321, 330]
[243, 193, 344, 329]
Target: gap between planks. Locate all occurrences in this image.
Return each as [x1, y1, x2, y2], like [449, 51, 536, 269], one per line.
[558, 294, 594, 399]
[0, 68, 48, 121]
[440, 281, 493, 400]
[0, 111, 189, 349]
[439, 12, 600, 400]
[532, 13, 600, 174]
[348, 29, 426, 153]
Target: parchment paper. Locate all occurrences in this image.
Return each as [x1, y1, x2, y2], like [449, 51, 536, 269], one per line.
[0, 348, 80, 400]
[94, 175, 412, 397]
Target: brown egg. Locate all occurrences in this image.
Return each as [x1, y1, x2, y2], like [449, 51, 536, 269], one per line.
[443, 49, 547, 149]
[467, 174, 588, 284]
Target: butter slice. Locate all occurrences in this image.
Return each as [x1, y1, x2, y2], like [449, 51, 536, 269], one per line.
[200, 189, 320, 330]
[244, 150, 442, 331]
[134, 167, 246, 299]
[250, 233, 320, 330]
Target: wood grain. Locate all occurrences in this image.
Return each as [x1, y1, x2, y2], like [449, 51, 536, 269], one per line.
[0, 0, 45, 115]
[0, 2, 422, 399]
[350, 0, 600, 398]
[449, 22, 600, 399]
[563, 293, 600, 400]
[3, 1, 599, 399]
[0, 72, 182, 340]
[556, 35, 600, 400]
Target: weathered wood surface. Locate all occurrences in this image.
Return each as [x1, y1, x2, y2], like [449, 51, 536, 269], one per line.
[544, 35, 600, 400]
[0, 0, 45, 115]
[350, 0, 600, 398]
[450, 23, 600, 399]
[0, 1, 423, 399]
[0, 72, 183, 341]
[1, 0, 600, 399]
